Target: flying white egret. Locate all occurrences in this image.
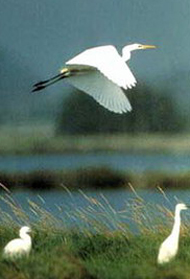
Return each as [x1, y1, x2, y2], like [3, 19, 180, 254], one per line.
[157, 203, 189, 265]
[32, 43, 156, 114]
[3, 226, 32, 259]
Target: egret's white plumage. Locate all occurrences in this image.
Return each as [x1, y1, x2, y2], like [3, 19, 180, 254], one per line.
[3, 226, 32, 259]
[66, 45, 137, 90]
[66, 69, 132, 113]
[32, 43, 156, 113]
[157, 203, 189, 264]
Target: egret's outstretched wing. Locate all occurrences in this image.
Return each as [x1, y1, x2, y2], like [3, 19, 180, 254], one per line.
[66, 45, 137, 90]
[66, 69, 132, 113]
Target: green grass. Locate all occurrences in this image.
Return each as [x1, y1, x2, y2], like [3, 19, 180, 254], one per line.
[0, 188, 190, 278]
[1, 227, 190, 279]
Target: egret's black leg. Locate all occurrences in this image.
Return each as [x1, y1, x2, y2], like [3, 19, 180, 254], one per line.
[32, 70, 68, 92]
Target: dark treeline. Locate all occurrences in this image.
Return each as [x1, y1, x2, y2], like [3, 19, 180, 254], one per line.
[57, 83, 185, 135]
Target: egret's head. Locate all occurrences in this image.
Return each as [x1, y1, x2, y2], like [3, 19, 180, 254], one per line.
[20, 226, 31, 235]
[122, 43, 156, 61]
[134, 44, 156, 50]
[176, 203, 189, 211]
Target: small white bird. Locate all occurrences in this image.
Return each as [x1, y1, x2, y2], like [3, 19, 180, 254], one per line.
[32, 43, 156, 114]
[157, 203, 189, 264]
[3, 226, 32, 259]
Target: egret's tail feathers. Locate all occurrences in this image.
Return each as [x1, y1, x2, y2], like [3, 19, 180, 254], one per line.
[32, 68, 69, 92]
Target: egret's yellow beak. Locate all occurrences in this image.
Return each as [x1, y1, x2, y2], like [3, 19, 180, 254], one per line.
[141, 45, 157, 49]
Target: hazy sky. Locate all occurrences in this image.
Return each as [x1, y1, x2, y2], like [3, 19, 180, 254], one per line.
[1, 0, 190, 74]
[1, 0, 190, 122]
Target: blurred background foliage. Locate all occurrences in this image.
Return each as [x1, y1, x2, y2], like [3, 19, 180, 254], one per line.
[56, 85, 185, 135]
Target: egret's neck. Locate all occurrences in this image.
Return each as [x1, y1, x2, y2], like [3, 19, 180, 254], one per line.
[20, 232, 31, 244]
[122, 45, 137, 62]
[122, 49, 131, 62]
[171, 209, 181, 241]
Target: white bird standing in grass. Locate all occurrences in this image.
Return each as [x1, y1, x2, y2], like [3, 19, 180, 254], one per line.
[157, 203, 189, 264]
[3, 226, 32, 259]
[32, 43, 156, 114]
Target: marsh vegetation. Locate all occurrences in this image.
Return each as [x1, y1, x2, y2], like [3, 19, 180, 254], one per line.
[0, 188, 190, 279]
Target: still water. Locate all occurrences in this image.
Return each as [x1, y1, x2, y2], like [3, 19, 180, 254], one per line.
[1, 152, 190, 231]
[1, 188, 190, 231]
[0, 152, 190, 173]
